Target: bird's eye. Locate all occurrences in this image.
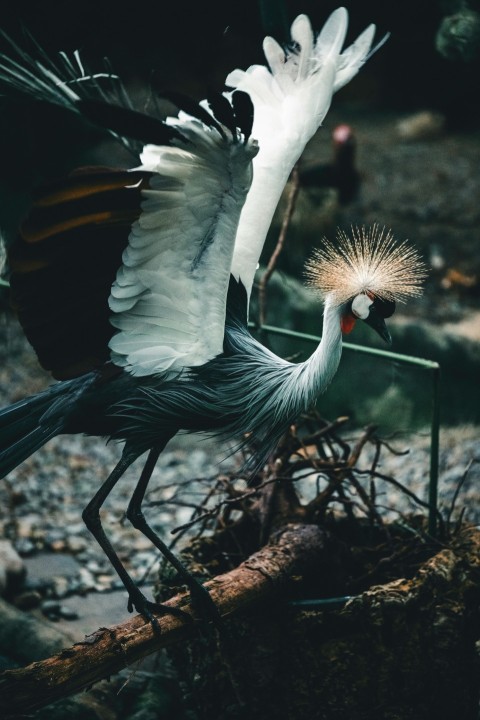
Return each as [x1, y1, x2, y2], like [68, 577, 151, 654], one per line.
[374, 297, 396, 318]
[351, 293, 373, 320]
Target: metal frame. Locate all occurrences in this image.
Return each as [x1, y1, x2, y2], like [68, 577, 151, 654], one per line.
[252, 322, 441, 536]
[0, 277, 441, 532]
[253, 323, 441, 611]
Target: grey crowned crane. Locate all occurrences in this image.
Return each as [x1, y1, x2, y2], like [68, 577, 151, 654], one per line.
[0, 8, 424, 623]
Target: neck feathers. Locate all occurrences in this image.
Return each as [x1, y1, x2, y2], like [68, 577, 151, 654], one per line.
[220, 294, 343, 469]
[284, 297, 343, 412]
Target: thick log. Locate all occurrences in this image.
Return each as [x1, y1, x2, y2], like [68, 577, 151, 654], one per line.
[0, 597, 74, 665]
[167, 525, 480, 720]
[0, 524, 329, 716]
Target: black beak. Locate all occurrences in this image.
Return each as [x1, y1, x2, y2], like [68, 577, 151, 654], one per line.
[363, 307, 392, 345]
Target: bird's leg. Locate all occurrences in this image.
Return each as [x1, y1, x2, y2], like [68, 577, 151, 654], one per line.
[82, 448, 189, 629]
[126, 446, 221, 626]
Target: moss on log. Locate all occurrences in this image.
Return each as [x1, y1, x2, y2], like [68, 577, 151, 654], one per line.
[166, 525, 480, 720]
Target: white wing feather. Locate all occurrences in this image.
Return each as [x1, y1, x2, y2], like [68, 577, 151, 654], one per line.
[108, 120, 258, 376]
[226, 7, 383, 296]
[106, 7, 383, 377]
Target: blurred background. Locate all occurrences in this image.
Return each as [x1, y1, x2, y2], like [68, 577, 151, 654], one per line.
[0, 0, 479, 113]
[1, 0, 479, 118]
[0, 0, 479, 671]
[1, 0, 479, 425]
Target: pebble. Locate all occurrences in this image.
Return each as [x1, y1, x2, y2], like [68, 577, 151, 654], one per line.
[13, 590, 42, 610]
[40, 599, 79, 621]
[96, 575, 115, 591]
[51, 576, 70, 599]
[67, 536, 88, 553]
[58, 606, 79, 621]
[86, 560, 103, 574]
[49, 540, 67, 553]
[2, 425, 480, 610]
[41, 599, 61, 619]
[0, 540, 26, 597]
[78, 568, 96, 592]
[1, 327, 480, 611]
[396, 111, 446, 141]
[16, 515, 41, 539]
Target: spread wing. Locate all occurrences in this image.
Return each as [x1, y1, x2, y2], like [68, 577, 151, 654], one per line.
[8, 167, 153, 379]
[108, 100, 258, 377]
[226, 8, 382, 297]
[6, 94, 257, 380]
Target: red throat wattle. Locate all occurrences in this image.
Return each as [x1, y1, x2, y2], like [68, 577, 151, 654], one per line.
[340, 313, 356, 334]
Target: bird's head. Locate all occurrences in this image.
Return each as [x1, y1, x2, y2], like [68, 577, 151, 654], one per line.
[305, 226, 427, 344]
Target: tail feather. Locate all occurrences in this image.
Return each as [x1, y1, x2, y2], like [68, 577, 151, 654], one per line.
[0, 31, 140, 152]
[0, 425, 61, 478]
[0, 401, 53, 447]
[0, 374, 96, 478]
[0, 29, 130, 110]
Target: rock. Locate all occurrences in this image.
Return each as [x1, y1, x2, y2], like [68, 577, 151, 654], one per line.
[12, 589, 42, 610]
[51, 575, 70, 599]
[0, 540, 26, 598]
[77, 567, 96, 592]
[58, 605, 79, 621]
[66, 535, 88, 553]
[41, 599, 62, 620]
[396, 110, 446, 141]
[49, 539, 67, 553]
[0, 596, 73, 665]
[41, 599, 80, 622]
[14, 538, 36, 556]
[436, 9, 480, 62]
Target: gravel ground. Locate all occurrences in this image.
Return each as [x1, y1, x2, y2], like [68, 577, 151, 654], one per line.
[1, 317, 479, 614]
[1, 105, 479, 608]
[0, 432, 238, 590]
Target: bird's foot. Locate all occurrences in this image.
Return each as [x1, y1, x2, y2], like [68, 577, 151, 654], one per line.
[187, 579, 222, 627]
[127, 589, 192, 633]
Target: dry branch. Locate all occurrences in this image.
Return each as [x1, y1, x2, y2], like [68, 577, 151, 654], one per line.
[258, 165, 300, 326]
[0, 523, 329, 716]
[167, 524, 480, 720]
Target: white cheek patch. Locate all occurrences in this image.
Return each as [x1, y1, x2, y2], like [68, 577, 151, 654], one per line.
[351, 293, 373, 320]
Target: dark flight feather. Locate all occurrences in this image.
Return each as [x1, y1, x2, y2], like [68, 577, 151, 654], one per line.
[159, 91, 225, 137]
[231, 91, 254, 141]
[206, 93, 238, 137]
[75, 99, 186, 146]
[9, 169, 152, 379]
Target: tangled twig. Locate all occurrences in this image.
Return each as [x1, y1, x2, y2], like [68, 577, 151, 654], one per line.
[258, 165, 301, 326]
[146, 414, 434, 551]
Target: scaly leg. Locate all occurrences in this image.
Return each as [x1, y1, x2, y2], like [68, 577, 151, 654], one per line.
[126, 445, 221, 624]
[82, 447, 188, 629]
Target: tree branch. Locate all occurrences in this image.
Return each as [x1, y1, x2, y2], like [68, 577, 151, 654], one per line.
[258, 165, 300, 326]
[0, 523, 328, 716]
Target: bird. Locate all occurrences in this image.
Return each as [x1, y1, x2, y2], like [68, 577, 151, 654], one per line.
[0, 8, 424, 623]
[299, 123, 360, 204]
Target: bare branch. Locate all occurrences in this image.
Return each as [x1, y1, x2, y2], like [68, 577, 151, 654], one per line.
[0, 524, 328, 717]
[447, 458, 476, 528]
[258, 166, 300, 326]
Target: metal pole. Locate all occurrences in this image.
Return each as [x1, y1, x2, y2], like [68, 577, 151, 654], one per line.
[251, 322, 442, 531]
[429, 365, 441, 536]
